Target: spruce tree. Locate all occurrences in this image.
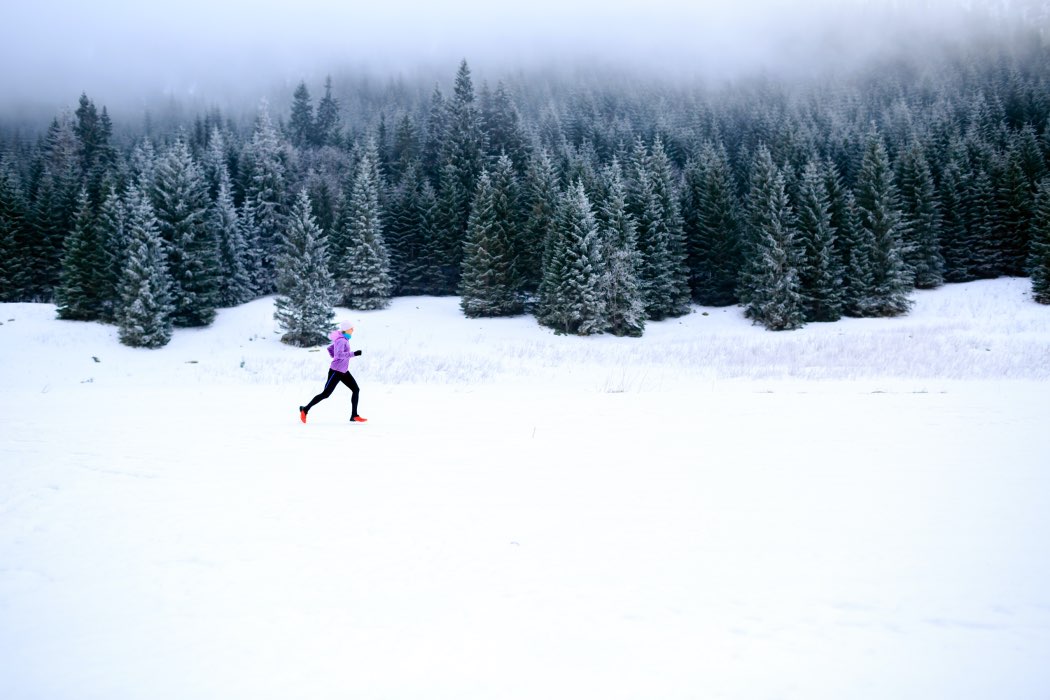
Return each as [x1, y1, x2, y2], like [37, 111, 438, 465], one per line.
[274, 189, 336, 347]
[315, 76, 342, 148]
[795, 161, 844, 322]
[288, 81, 316, 149]
[56, 188, 107, 320]
[117, 185, 174, 348]
[28, 116, 81, 300]
[627, 138, 690, 321]
[242, 101, 288, 292]
[480, 82, 530, 170]
[740, 147, 804, 331]
[997, 138, 1038, 277]
[521, 148, 560, 296]
[854, 132, 912, 317]
[434, 61, 485, 294]
[596, 160, 645, 337]
[1029, 178, 1050, 305]
[212, 168, 254, 306]
[152, 137, 221, 326]
[538, 181, 607, 335]
[460, 156, 523, 317]
[896, 141, 945, 289]
[337, 153, 392, 310]
[94, 186, 128, 322]
[0, 157, 29, 301]
[938, 157, 972, 282]
[682, 142, 742, 306]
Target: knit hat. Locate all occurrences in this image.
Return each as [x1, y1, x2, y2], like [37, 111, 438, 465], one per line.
[338, 320, 354, 332]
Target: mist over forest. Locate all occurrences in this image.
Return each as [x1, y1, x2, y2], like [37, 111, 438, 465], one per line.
[2, 0, 1050, 345]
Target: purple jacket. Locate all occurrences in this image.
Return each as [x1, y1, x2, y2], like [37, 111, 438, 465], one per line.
[326, 331, 355, 373]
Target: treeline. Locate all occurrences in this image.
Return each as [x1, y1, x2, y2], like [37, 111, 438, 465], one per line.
[3, 32, 1050, 347]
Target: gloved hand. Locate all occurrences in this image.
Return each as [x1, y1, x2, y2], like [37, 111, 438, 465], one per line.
[354, 350, 362, 356]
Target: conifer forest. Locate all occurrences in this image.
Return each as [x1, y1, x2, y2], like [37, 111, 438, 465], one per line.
[3, 22, 1050, 346]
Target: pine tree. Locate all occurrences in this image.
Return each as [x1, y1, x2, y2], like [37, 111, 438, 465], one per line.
[130, 138, 158, 192]
[460, 156, 524, 317]
[434, 61, 486, 294]
[337, 153, 392, 310]
[627, 137, 690, 321]
[938, 157, 972, 282]
[853, 132, 912, 317]
[212, 168, 254, 306]
[242, 101, 288, 292]
[73, 93, 117, 205]
[740, 146, 804, 331]
[538, 181, 607, 335]
[0, 157, 29, 301]
[28, 116, 81, 300]
[202, 126, 231, 199]
[997, 136, 1039, 276]
[421, 85, 447, 187]
[480, 82, 529, 170]
[274, 189, 336, 347]
[385, 162, 424, 294]
[795, 160, 844, 322]
[520, 148, 560, 296]
[1029, 177, 1050, 305]
[288, 81, 316, 149]
[94, 185, 128, 322]
[682, 142, 742, 306]
[117, 185, 174, 348]
[315, 76, 342, 148]
[596, 160, 645, 336]
[152, 137, 221, 326]
[896, 141, 945, 289]
[56, 188, 108, 320]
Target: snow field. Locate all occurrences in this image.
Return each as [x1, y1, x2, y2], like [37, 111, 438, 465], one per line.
[2, 277, 1050, 699]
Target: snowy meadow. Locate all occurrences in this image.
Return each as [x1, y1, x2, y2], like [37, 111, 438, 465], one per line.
[2, 277, 1050, 699]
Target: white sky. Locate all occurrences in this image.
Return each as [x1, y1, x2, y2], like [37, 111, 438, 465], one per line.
[0, 0, 1020, 114]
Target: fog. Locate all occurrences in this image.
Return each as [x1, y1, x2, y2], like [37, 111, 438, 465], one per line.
[0, 0, 1043, 120]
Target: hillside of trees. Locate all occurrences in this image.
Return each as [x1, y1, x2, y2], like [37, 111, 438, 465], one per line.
[3, 28, 1050, 346]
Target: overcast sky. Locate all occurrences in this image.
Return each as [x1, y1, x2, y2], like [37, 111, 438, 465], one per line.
[0, 0, 1029, 116]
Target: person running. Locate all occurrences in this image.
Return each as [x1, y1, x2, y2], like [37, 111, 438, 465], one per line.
[299, 321, 367, 423]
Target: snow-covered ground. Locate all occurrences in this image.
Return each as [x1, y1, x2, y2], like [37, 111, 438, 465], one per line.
[2, 277, 1049, 700]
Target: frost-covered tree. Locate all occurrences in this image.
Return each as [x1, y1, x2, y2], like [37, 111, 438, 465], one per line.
[337, 153, 392, 309]
[274, 189, 336, 346]
[460, 156, 523, 317]
[521, 148, 560, 296]
[627, 137, 690, 321]
[288, 81, 315, 149]
[740, 146, 804, 331]
[682, 142, 742, 306]
[795, 161, 844, 322]
[896, 141, 945, 289]
[434, 61, 485, 293]
[242, 101, 288, 292]
[538, 181, 607, 335]
[853, 132, 912, 317]
[938, 155, 971, 282]
[152, 137, 221, 326]
[315, 76, 342, 148]
[596, 160, 645, 337]
[56, 188, 107, 320]
[28, 115, 81, 299]
[1029, 177, 1050, 305]
[94, 185, 128, 322]
[480, 82, 529, 170]
[0, 157, 29, 301]
[117, 185, 174, 348]
[211, 168, 254, 306]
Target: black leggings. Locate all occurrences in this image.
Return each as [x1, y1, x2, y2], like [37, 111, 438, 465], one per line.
[304, 369, 360, 417]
